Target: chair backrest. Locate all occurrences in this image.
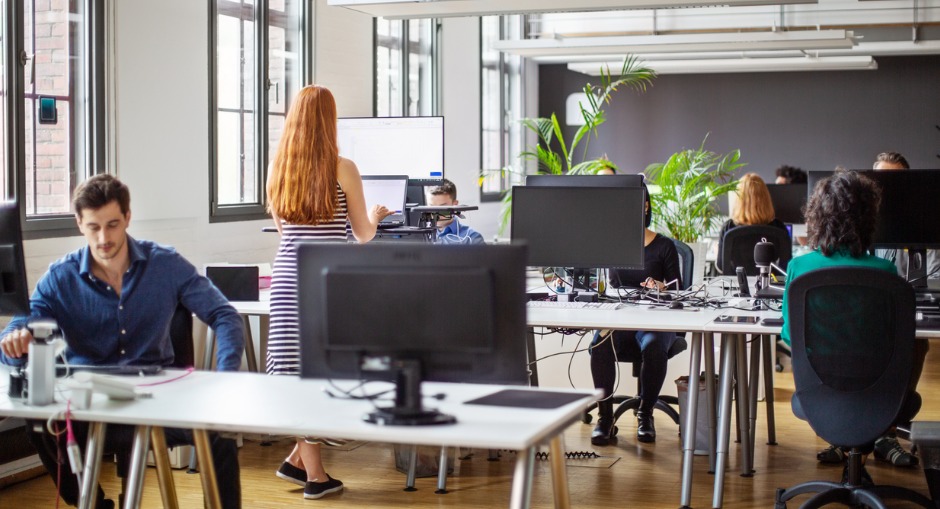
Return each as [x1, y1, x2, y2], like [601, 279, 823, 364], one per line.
[718, 225, 792, 276]
[169, 303, 195, 368]
[671, 238, 694, 290]
[787, 267, 915, 448]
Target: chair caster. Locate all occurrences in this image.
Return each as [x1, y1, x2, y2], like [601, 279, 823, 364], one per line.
[774, 487, 788, 509]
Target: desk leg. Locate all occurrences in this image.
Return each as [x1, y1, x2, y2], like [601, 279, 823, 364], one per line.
[747, 335, 761, 472]
[526, 327, 539, 386]
[123, 425, 152, 509]
[193, 430, 222, 509]
[735, 334, 753, 477]
[762, 334, 777, 445]
[203, 328, 216, 371]
[680, 332, 703, 509]
[712, 334, 737, 509]
[79, 422, 107, 509]
[509, 447, 536, 509]
[704, 332, 717, 473]
[242, 316, 258, 372]
[151, 427, 180, 509]
[549, 436, 571, 509]
[258, 315, 269, 371]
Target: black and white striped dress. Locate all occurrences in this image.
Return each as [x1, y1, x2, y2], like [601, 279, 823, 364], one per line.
[266, 184, 349, 375]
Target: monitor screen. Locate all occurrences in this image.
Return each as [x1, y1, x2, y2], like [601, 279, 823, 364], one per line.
[765, 183, 807, 224]
[0, 202, 29, 315]
[337, 116, 444, 184]
[525, 174, 644, 188]
[510, 186, 645, 270]
[361, 175, 408, 224]
[808, 169, 940, 249]
[297, 243, 528, 425]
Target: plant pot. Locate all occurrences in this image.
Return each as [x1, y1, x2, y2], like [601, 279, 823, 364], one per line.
[687, 241, 710, 287]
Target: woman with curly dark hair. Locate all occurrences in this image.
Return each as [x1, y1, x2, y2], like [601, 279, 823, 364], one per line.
[783, 169, 928, 472]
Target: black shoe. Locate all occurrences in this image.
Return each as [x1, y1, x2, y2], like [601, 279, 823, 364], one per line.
[637, 411, 656, 443]
[304, 475, 344, 499]
[874, 435, 919, 467]
[276, 461, 306, 487]
[591, 418, 618, 446]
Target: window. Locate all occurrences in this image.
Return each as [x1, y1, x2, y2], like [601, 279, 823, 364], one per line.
[210, 0, 307, 222]
[4, 0, 106, 234]
[479, 16, 524, 202]
[375, 18, 440, 117]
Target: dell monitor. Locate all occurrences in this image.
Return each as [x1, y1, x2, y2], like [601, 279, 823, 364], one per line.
[765, 183, 807, 225]
[297, 242, 528, 426]
[336, 116, 444, 185]
[511, 185, 645, 292]
[808, 169, 940, 288]
[0, 203, 29, 315]
[525, 173, 644, 188]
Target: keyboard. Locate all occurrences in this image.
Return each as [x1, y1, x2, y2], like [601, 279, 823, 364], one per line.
[527, 301, 622, 310]
[57, 364, 164, 376]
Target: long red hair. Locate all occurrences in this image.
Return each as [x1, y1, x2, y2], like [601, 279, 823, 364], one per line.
[267, 85, 339, 225]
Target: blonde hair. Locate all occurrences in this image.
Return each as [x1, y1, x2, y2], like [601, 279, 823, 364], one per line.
[266, 85, 339, 225]
[731, 173, 776, 225]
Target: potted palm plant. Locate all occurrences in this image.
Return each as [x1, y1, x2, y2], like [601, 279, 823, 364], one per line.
[645, 136, 744, 285]
[488, 56, 656, 232]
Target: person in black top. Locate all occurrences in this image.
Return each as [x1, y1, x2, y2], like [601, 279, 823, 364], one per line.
[591, 185, 681, 445]
[717, 173, 788, 271]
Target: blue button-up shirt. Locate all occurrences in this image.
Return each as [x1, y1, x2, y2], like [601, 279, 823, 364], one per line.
[1, 237, 245, 371]
[436, 220, 485, 245]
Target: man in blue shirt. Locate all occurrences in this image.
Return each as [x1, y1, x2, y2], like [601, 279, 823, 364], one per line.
[428, 179, 485, 245]
[0, 174, 244, 508]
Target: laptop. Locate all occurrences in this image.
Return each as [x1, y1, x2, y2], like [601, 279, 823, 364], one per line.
[361, 175, 409, 228]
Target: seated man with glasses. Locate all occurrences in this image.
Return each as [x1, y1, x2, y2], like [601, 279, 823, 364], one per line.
[427, 179, 485, 245]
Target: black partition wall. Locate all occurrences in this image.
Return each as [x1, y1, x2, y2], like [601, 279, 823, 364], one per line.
[539, 55, 940, 179]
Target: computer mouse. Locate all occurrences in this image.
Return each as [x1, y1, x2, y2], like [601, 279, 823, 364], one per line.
[669, 301, 684, 310]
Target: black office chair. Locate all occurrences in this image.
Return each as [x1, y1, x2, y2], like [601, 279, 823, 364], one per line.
[775, 268, 933, 509]
[584, 238, 692, 426]
[717, 224, 792, 276]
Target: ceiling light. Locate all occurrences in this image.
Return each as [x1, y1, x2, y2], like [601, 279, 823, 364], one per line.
[495, 30, 856, 58]
[567, 55, 878, 74]
[327, 0, 817, 20]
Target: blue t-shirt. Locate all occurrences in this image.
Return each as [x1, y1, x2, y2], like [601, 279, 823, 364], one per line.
[436, 219, 484, 245]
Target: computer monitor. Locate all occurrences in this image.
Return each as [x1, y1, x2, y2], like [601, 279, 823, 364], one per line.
[336, 116, 444, 185]
[525, 174, 645, 188]
[765, 183, 807, 224]
[510, 185, 646, 273]
[361, 175, 408, 226]
[807, 169, 940, 287]
[0, 202, 30, 315]
[297, 242, 528, 426]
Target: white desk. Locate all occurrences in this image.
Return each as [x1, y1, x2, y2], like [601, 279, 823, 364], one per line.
[0, 369, 596, 509]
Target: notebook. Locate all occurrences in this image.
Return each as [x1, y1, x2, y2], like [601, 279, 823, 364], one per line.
[361, 175, 408, 228]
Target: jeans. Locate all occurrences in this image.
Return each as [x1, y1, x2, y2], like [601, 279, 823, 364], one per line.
[26, 420, 241, 509]
[590, 329, 678, 413]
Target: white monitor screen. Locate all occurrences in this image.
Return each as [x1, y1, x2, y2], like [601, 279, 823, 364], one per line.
[361, 176, 408, 223]
[337, 117, 444, 183]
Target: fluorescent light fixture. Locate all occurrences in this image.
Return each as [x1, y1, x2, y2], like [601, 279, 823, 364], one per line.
[327, 0, 817, 20]
[567, 55, 878, 74]
[494, 30, 856, 58]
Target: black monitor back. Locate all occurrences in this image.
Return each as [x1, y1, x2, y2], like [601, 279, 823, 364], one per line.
[297, 243, 528, 386]
[525, 174, 644, 188]
[0, 203, 29, 315]
[766, 183, 807, 224]
[511, 185, 645, 269]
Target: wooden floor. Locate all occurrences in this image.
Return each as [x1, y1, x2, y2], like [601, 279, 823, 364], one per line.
[4, 346, 940, 508]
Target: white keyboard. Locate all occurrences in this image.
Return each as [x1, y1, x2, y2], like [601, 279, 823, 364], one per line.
[527, 300, 622, 310]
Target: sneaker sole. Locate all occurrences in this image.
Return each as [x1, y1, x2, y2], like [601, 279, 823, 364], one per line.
[276, 470, 306, 487]
[304, 485, 344, 500]
[637, 434, 656, 443]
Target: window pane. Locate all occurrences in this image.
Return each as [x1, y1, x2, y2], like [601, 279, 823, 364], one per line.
[375, 18, 402, 117]
[407, 19, 433, 116]
[0, 0, 7, 199]
[267, 0, 301, 166]
[24, 0, 87, 216]
[216, 1, 258, 205]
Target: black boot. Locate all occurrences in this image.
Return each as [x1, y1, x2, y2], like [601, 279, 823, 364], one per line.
[591, 399, 617, 446]
[637, 411, 656, 443]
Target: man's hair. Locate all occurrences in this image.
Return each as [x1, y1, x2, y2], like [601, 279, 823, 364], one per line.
[731, 173, 776, 226]
[73, 174, 131, 217]
[774, 165, 807, 184]
[805, 170, 882, 257]
[873, 151, 910, 169]
[429, 178, 457, 201]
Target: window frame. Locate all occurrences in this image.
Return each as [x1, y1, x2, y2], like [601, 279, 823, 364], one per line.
[208, 0, 313, 223]
[4, 0, 107, 238]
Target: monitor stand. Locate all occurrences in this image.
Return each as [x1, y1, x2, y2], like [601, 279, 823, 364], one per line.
[907, 248, 929, 289]
[569, 268, 594, 292]
[363, 359, 456, 426]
